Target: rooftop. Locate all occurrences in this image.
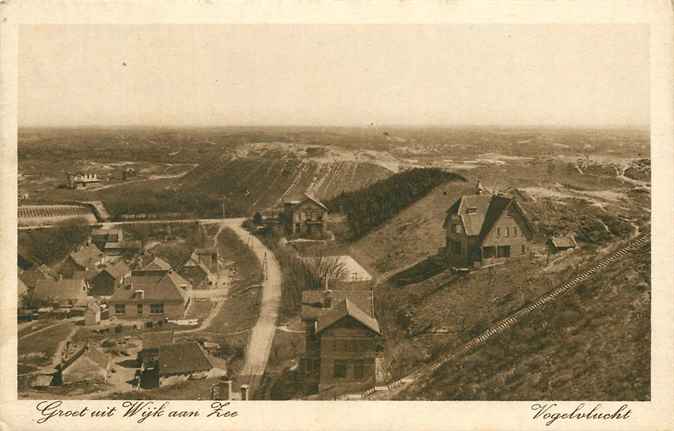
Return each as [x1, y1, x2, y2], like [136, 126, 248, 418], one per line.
[158, 342, 213, 376]
[316, 298, 381, 335]
[109, 272, 190, 303]
[69, 244, 103, 268]
[142, 330, 175, 350]
[33, 278, 87, 303]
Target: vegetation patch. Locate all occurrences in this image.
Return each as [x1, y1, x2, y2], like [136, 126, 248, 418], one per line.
[327, 168, 465, 239]
[18, 219, 92, 265]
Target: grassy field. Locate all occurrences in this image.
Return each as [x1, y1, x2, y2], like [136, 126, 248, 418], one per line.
[185, 299, 215, 320]
[349, 181, 476, 278]
[18, 322, 75, 368]
[398, 249, 650, 400]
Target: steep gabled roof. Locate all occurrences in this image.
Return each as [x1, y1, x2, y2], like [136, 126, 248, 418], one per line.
[34, 278, 87, 303]
[316, 298, 381, 335]
[445, 193, 534, 242]
[458, 194, 492, 236]
[98, 261, 130, 281]
[69, 244, 103, 268]
[158, 342, 213, 376]
[304, 193, 328, 211]
[142, 257, 172, 272]
[478, 195, 513, 242]
[19, 265, 56, 289]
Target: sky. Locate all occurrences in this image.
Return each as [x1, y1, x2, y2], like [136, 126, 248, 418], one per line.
[19, 24, 649, 128]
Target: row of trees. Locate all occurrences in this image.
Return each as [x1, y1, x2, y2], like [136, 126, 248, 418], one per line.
[106, 190, 222, 220]
[327, 168, 465, 239]
[261, 233, 347, 318]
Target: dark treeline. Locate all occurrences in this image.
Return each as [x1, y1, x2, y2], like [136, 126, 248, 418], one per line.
[327, 168, 465, 239]
[105, 190, 224, 220]
[18, 219, 92, 265]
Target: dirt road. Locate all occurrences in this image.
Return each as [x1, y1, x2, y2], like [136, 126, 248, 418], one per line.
[223, 219, 282, 396]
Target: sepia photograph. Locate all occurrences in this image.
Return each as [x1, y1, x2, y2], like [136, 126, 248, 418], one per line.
[12, 23, 654, 403]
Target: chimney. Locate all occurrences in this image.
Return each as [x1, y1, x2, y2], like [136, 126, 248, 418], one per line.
[225, 380, 232, 400]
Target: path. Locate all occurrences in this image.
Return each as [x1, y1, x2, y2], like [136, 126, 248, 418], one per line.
[177, 222, 231, 334]
[19, 320, 75, 341]
[224, 219, 282, 396]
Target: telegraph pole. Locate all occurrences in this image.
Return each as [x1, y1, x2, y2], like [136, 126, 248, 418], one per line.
[263, 252, 268, 280]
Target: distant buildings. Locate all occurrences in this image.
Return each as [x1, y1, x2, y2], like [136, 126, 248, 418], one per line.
[443, 181, 534, 268]
[92, 228, 124, 246]
[66, 172, 102, 189]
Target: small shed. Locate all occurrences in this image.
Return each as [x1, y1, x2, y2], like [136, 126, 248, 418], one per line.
[548, 235, 578, 253]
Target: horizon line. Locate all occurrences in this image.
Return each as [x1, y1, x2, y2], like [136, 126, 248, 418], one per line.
[18, 123, 650, 131]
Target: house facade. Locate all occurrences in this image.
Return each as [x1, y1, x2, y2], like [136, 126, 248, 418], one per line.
[89, 261, 131, 297]
[299, 281, 380, 395]
[282, 194, 328, 239]
[444, 184, 534, 268]
[108, 271, 191, 320]
[314, 299, 381, 394]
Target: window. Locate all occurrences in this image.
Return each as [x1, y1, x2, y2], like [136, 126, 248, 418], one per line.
[497, 245, 511, 258]
[465, 207, 477, 214]
[114, 304, 126, 315]
[353, 360, 365, 379]
[305, 358, 319, 374]
[150, 303, 164, 314]
[497, 228, 501, 236]
[137, 304, 143, 315]
[450, 240, 462, 255]
[505, 227, 510, 237]
[483, 246, 496, 258]
[453, 224, 463, 234]
[521, 244, 526, 254]
[513, 227, 518, 237]
[334, 360, 347, 379]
